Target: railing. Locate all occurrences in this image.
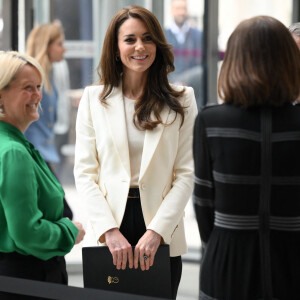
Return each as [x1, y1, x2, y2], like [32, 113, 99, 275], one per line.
[0, 275, 167, 300]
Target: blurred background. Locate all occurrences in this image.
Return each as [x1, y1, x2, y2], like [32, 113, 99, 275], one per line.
[0, 1, 299, 299]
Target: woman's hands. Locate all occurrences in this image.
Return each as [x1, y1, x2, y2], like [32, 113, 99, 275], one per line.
[105, 228, 162, 271]
[134, 229, 161, 271]
[73, 221, 85, 244]
[105, 228, 134, 270]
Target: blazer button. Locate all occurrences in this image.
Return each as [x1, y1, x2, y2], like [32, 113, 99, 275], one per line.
[141, 184, 146, 190]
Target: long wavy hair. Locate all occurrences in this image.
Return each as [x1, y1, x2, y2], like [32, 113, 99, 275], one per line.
[97, 5, 185, 130]
[218, 16, 300, 107]
[26, 23, 63, 93]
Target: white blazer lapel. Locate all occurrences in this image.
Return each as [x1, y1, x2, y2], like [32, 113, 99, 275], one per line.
[139, 106, 170, 181]
[104, 87, 131, 178]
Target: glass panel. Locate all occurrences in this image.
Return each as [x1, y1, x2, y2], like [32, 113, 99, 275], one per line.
[219, 0, 293, 54]
[0, 0, 11, 50]
[52, 0, 93, 89]
[164, 0, 204, 108]
[164, 0, 204, 251]
[0, 0, 3, 49]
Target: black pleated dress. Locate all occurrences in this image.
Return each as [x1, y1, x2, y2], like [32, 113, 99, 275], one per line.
[193, 103, 300, 300]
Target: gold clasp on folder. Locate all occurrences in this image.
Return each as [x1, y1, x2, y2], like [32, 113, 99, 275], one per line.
[108, 276, 119, 284]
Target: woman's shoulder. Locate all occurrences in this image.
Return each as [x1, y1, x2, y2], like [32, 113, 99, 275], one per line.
[169, 83, 195, 104]
[79, 85, 104, 106]
[82, 84, 122, 100]
[0, 138, 30, 163]
[200, 103, 239, 115]
[83, 84, 104, 95]
[169, 83, 193, 94]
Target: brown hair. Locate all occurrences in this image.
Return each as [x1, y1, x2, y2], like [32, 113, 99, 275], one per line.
[97, 5, 185, 130]
[218, 16, 300, 107]
[26, 23, 63, 93]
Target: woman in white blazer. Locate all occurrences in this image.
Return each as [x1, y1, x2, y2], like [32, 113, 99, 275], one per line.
[74, 5, 197, 298]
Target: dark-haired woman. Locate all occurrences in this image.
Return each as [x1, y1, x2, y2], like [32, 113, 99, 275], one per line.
[74, 5, 197, 299]
[193, 16, 300, 300]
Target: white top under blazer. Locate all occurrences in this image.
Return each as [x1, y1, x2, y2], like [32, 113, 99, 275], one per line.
[74, 84, 197, 256]
[123, 96, 145, 187]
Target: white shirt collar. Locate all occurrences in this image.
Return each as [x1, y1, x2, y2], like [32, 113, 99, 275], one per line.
[170, 22, 190, 44]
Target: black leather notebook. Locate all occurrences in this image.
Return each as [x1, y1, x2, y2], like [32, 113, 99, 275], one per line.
[82, 245, 172, 299]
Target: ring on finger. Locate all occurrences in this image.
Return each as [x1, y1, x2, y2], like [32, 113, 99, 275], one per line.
[144, 255, 149, 261]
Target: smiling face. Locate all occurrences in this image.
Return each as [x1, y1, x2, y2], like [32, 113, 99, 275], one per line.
[48, 34, 66, 63]
[0, 65, 42, 132]
[117, 17, 156, 79]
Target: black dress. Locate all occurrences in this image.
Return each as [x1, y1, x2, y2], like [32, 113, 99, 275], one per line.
[193, 103, 300, 300]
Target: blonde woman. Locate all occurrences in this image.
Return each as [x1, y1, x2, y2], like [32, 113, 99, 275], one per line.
[0, 51, 85, 300]
[25, 22, 73, 219]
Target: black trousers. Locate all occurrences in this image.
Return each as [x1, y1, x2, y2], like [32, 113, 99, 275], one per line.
[119, 197, 182, 299]
[0, 252, 67, 300]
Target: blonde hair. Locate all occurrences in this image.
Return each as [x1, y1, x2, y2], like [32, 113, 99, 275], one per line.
[26, 23, 63, 93]
[0, 51, 44, 119]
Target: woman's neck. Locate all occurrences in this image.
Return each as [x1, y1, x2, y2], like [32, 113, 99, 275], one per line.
[122, 71, 148, 100]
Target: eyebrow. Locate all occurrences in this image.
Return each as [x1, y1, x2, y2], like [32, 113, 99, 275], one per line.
[123, 32, 150, 37]
[20, 79, 41, 86]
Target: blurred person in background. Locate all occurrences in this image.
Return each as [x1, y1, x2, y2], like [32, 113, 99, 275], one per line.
[289, 22, 300, 103]
[25, 22, 73, 219]
[165, 0, 203, 107]
[52, 20, 72, 177]
[289, 22, 300, 50]
[193, 16, 300, 300]
[53, 59, 71, 175]
[0, 51, 85, 300]
[74, 5, 197, 299]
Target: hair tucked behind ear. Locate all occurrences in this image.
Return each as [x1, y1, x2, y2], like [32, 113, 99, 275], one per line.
[97, 5, 186, 130]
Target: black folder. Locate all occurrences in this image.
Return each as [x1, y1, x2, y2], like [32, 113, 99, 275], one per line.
[82, 245, 172, 299]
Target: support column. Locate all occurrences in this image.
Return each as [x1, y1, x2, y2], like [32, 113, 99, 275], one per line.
[202, 0, 219, 105]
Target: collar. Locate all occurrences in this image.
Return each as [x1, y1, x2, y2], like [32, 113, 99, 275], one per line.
[0, 121, 32, 150]
[170, 21, 190, 36]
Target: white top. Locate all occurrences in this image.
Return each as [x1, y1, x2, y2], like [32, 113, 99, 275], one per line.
[124, 96, 145, 186]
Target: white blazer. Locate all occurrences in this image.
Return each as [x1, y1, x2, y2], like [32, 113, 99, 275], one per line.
[74, 84, 197, 256]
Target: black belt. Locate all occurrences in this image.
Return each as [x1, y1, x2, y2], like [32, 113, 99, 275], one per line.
[128, 188, 140, 198]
